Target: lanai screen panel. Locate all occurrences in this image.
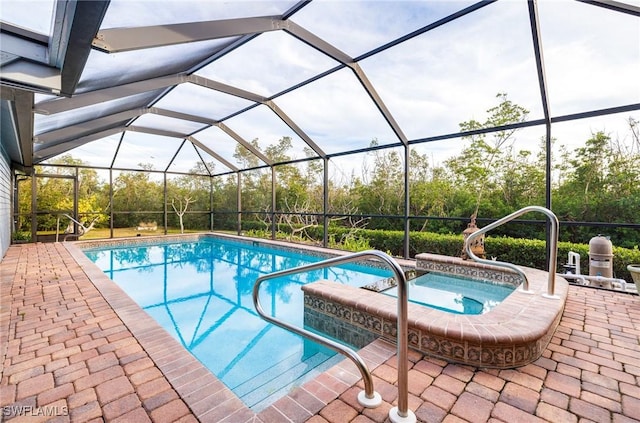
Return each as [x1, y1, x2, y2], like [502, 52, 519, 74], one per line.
[168, 142, 216, 175]
[34, 91, 164, 135]
[1, 0, 54, 35]
[195, 31, 340, 98]
[551, 112, 640, 154]
[276, 68, 402, 154]
[538, 1, 640, 115]
[101, 0, 298, 27]
[223, 104, 316, 162]
[112, 132, 183, 171]
[77, 39, 235, 93]
[291, 1, 477, 58]
[359, 1, 544, 141]
[41, 136, 122, 169]
[80, 0, 301, 93]
[2, 0, 639, 176]
[153, 83, 256, 122]
[133, 113, 208, 137]
[192, 126, 267, 172]
[192, 145, 235, 176]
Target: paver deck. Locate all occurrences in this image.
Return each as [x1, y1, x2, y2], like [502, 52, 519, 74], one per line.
[1, 242, 639, 422]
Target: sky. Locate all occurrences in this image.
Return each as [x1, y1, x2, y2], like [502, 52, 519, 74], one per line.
[2, 0, 639, 179]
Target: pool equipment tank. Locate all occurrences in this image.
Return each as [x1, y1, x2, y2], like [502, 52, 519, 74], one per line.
[561, 251, 631, 292]
[589, 235, 613, 278]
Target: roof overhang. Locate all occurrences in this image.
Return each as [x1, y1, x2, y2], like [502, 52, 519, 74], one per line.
[0, 86, 33, 168]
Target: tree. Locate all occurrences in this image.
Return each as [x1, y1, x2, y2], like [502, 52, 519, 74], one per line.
[446, 93, 530, 218]
[409, 154, 460, 233]
[554, 126, 640, 246]
[498, 143, 546, 209]
[28, 155, 108, 232]
[166, 163, 215, 231]
[112, 165, 163, 227]
[351, 140, 404, 229]
[171, 196, 195, 234]
[234, 139, 272, 213]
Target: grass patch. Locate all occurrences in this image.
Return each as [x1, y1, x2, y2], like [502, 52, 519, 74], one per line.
[37, 227, 205, 240]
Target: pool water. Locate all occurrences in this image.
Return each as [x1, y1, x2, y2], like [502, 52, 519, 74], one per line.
[83, 237, 392, 411]
[383, 272, 514, 314]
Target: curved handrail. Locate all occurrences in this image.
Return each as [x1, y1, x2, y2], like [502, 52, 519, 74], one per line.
[465, 205, 560, 299]
[252, 250, 413, 419]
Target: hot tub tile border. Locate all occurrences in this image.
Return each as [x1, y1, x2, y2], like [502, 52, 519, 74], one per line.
[303, 262, 568, 369]
[415, 252, 525, 288]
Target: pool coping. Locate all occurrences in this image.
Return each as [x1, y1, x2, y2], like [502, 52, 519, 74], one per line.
[64, 233, 406, 422]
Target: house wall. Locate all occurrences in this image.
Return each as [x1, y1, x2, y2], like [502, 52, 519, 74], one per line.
[0, 146, 11, 258]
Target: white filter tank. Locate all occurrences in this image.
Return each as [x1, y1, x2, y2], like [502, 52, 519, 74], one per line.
[588, 235, 613, 278]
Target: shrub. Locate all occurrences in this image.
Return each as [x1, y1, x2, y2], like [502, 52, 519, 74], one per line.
[237, 221, 640, 282]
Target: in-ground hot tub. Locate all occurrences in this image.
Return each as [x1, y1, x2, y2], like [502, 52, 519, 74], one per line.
[303, 253, 568, 368]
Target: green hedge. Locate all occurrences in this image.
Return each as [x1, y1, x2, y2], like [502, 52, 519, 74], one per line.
[375, 229, 639, 282]
[237, 222, 640, 282]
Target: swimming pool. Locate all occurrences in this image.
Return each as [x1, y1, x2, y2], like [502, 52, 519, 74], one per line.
[83, 237, 392, 411]
[72, 234, 567, 381]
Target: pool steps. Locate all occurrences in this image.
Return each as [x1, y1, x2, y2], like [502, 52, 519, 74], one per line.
[238, 349, 340, 411]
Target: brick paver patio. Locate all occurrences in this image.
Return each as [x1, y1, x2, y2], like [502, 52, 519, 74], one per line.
[1, 242, 639, 422]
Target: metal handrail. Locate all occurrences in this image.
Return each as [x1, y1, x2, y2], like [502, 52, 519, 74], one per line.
[252, 250, 415, 420]
[465, 205, 560, 299]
